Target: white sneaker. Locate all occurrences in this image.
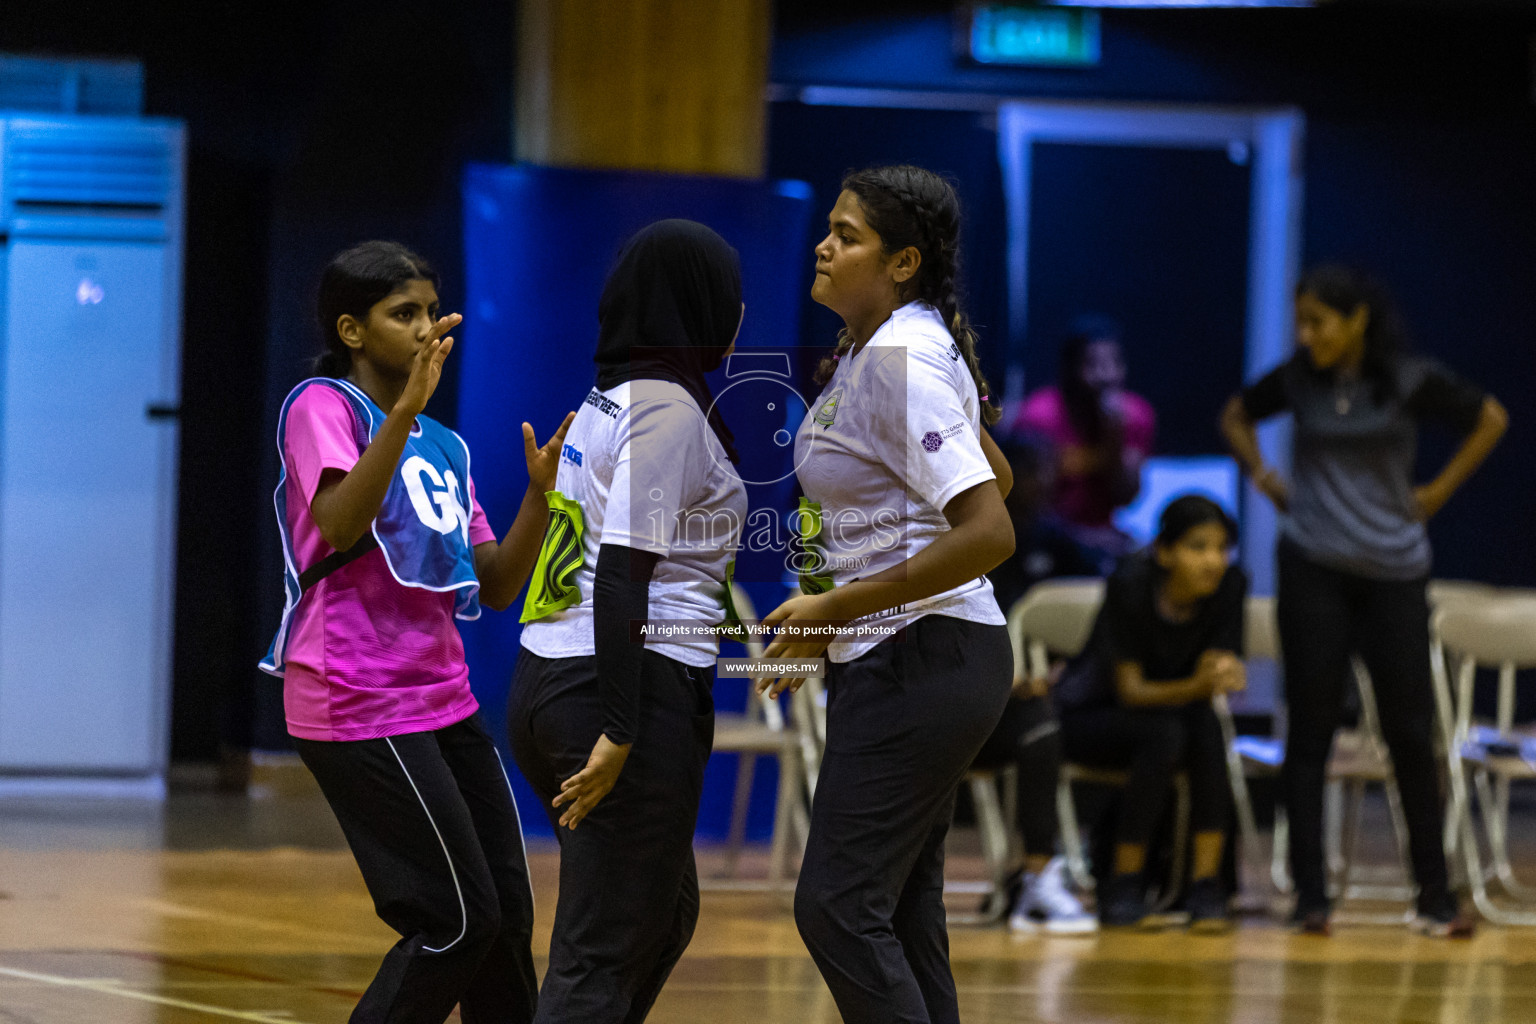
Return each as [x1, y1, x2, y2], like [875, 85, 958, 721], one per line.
[1009, 857, 1098, 935]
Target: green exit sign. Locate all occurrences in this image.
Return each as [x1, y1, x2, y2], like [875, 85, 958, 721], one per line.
[966, 5, 1101, 67]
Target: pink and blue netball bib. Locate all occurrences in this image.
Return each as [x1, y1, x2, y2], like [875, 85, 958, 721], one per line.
[261, 378, 482, 676]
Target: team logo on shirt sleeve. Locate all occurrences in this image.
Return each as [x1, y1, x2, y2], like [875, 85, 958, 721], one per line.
[920, 422, 967, 454]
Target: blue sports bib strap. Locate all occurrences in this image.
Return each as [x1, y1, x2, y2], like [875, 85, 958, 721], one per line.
[298, 533, 381, 592]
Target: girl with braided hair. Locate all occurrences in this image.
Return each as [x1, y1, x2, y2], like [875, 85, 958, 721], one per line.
[755, 165, 1015, 1023]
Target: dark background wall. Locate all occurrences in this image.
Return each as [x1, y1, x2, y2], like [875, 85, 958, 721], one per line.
[3, 0, 1533, 761]
[770, 0, 1536, 591]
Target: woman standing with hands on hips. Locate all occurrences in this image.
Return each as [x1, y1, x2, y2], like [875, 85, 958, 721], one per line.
[262, 241, 573, 1023]
[1221, 264, 1507, 938]
[510, 220, 747, 1023]
[757, 166, 1016, 1024]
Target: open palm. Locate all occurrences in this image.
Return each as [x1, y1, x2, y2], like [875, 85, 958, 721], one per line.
[524, 412, 576, 493]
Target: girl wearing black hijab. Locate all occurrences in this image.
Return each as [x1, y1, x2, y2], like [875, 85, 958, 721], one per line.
[509, 220, 747, 1022]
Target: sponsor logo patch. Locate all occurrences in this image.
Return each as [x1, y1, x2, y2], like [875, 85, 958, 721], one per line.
[921, 421, 967, 453]
[584, 388, 622, 418]
[814, 388, 843, 427]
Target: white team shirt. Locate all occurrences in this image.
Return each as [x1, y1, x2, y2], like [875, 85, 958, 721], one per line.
[520, 379, 747, 667]
[794, 301, 1006, 663]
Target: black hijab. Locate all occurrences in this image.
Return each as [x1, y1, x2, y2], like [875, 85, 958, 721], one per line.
[594, 219, 741, 463]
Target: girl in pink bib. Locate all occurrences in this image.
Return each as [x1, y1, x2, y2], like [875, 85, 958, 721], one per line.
[265, 240, 572, 1023]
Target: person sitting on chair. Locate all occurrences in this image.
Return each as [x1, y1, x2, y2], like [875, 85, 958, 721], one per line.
[1054, 495, 1247, 931]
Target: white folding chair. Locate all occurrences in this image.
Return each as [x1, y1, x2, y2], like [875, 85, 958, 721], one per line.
[1326, 663, 1417, 911]
[1211, 595, 1279, 890]
[1428, 580, 1495, 867]
[951, 762, 1020, 924]
[1009, 578, 1106, 687]
[1001, 580, 1099, 884]
[947, 579, 1106, 921]
[1435, 591, 1536, 925]
[703, 584, 812, 891]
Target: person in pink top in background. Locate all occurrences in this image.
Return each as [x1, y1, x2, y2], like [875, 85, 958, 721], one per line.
[1001, 315, 1156, 572]
[262, 241, 573, 1024]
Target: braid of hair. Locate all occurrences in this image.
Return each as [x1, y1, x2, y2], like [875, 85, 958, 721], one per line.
[930, 261, 999, 426]
[880, 171, 1000, 426]
[813, 329, 856, 386]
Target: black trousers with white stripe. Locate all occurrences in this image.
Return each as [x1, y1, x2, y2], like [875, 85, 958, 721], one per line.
[295, 713, 538, 1024]
[794, 616, 1012, 1024]
[508, 647, 714, 1024]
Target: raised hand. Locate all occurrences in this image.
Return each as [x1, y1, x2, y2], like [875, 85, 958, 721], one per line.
[395, 313, 462, 417]
[524, 412, 576, 494]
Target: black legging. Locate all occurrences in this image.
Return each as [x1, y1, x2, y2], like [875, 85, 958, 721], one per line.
[1276, 538, 1450, 914]
[971, 695, 1062, 860]
[1060, 700, 1230, 850]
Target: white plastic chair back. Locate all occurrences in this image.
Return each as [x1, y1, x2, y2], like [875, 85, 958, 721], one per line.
[1243, 595, 1279, 662]
[1428, 579, 1496, 611]
[1006, 577, 1104, 681]
[1436, 593, 1536, 741]
[1437, 598, 1536, 672]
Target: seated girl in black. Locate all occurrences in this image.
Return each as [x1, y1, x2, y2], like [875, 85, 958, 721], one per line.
[1056, 495, 1246, 930]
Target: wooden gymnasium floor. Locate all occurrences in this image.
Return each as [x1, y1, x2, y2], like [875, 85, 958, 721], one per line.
[3, 768, 1536, 1024]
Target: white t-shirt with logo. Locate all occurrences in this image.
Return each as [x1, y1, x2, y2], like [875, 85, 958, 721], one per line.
[794, 301, 1006, 663]
[520, 379, 747, 667]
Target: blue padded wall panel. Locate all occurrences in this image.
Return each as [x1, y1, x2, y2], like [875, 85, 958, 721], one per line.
[460, 163, 814, 837]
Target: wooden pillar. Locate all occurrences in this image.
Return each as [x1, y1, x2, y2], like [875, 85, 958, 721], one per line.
[515, 0, 771, 179]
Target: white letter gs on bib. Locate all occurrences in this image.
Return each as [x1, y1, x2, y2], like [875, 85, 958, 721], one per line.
[401, 455, 471, 541]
